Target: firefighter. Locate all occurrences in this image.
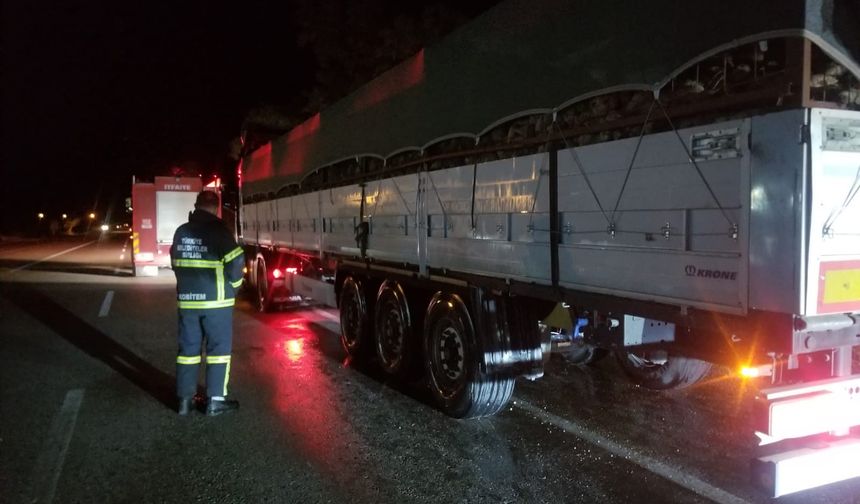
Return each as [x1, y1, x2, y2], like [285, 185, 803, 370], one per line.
[170, 190, 244, 416]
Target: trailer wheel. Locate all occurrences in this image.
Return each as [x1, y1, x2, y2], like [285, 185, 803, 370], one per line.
[374, 281, 412, 376]
[339, 276, 370, 358]
[424, 292, 514, 418]
[538, 323, 552, 365]
[255, 258, 272, 312]
[615, 350, 712, 390]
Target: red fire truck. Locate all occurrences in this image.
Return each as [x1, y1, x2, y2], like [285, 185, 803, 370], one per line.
[131, 176, 219, 276]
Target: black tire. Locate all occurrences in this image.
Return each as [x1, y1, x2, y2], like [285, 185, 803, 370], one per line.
[424, 292, 514, 418]
[339, 276, 371, 358]
[374, 281, 413, 376]
[538, 323, 552, 365]
[255, 258, 272, 313]
[560, 341, 608, 366]
[503, 296, 545, 379]
[238, 259, 252, 296]
[615, 350, 713, 390]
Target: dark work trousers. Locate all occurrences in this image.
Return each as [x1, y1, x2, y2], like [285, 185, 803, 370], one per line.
[176, 307, 234, 399]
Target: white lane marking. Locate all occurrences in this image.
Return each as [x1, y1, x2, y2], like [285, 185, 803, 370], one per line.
[27, 389, 85, 504]
[98, 290, 115, 317]
[514, 399, 753, 504]
[9, 241, 96, 273]
[312, 308, 340, 323]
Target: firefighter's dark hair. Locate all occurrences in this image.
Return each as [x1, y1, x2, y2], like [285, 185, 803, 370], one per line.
[194, 190, 219, 210]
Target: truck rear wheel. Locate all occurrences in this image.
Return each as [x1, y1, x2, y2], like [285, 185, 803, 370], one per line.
[255, 258, 272, 312]
[374, 281, 412, 376]
[339, 276, 371, 358]
[424, 292, 514, 418]
[615, 350, 712, 390]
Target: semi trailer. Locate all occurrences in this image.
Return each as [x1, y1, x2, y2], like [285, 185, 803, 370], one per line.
[235, 0, 860, 496]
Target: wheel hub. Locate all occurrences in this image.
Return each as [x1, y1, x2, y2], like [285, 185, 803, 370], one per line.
[342, 293, 360, 345]
[380, 307, 403, 360]
[438, 326, 464, 380]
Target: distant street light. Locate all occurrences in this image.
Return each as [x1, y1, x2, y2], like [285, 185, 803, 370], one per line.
[62, 213, 68, 220]
[37, 212, 45, 220]
[89, 212, 96, 219]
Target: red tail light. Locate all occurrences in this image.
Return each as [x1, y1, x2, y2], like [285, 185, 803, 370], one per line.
[272, 268, 283, 279]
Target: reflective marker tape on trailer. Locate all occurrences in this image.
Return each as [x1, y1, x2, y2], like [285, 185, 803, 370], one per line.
[753, 437, 860, 498]
[755, 376, 860, 444]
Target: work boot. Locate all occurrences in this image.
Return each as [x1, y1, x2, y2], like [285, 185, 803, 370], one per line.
[206, 398, 239, 416]
[178, 397, 194, 416]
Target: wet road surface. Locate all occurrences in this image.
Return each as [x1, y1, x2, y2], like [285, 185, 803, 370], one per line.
[1, 235, 859, 503]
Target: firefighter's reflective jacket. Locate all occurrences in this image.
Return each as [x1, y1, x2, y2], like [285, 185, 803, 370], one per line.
[170, 209, 244, 309]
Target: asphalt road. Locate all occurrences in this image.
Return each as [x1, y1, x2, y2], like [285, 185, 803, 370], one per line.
[1, 235, 859, 503]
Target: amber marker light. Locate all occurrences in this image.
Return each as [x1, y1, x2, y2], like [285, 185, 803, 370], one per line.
[739, 363, 772, 379]
[740, 366, 760, 378]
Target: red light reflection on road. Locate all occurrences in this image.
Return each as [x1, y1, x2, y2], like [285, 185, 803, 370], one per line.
[284, 337, 303, 362]
[258, 310, 374, 492]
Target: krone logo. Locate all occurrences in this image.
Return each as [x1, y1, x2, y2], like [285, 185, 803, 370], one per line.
[685, 265, 737, 280]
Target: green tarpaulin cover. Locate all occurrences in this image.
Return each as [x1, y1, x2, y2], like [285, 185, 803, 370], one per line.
[243, 0, 859, 197]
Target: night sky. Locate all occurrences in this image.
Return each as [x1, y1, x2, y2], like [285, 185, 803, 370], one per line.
[2, 0, 496, 233]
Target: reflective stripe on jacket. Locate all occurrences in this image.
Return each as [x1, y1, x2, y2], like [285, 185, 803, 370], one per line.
[170, 209, 244, 309]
